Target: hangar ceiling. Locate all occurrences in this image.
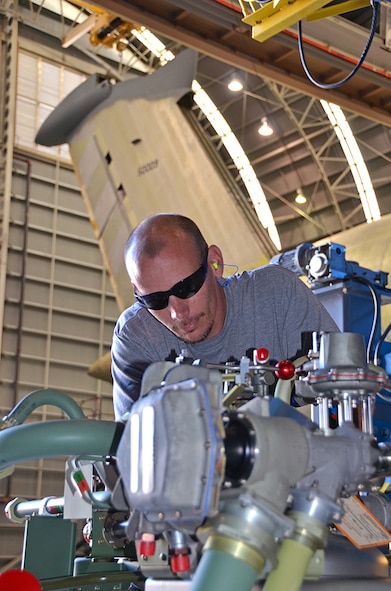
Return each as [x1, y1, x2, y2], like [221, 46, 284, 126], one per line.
[5, 0, 391, 250]
[85, 0, 391, 122]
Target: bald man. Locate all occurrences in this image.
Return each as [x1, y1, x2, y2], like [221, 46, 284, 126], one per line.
[111, 213, 338, 419]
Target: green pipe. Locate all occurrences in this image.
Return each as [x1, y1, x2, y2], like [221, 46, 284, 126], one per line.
[2, 389, 85, 426]
[190, 547, 260, 591]
[0, 420, 122, 469]
[264, 538, 314, 591]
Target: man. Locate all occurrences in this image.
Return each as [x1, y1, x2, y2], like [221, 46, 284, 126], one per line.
[111, 213, 338, 419]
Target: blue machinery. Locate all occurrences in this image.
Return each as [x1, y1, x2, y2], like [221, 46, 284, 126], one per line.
[271, 241, 391, 441]
[2, 242, 391, 591]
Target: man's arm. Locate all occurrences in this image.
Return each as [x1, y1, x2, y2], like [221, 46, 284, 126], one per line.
[111, 306, 181, 420]
[111, 313, 152, 419]
[111, 346, 149, 420]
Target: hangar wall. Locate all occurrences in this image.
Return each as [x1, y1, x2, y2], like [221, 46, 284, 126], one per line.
[0, 36, 118, 570]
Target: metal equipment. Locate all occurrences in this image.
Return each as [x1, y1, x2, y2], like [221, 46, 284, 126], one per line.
[271, 240, 391, 442]
[2, 244, 391, 590]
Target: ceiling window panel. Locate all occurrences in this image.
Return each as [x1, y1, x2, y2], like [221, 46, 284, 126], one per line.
[15, 51, 86, 159]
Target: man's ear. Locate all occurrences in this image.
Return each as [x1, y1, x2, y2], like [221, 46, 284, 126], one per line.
[208, 244, 224, 276]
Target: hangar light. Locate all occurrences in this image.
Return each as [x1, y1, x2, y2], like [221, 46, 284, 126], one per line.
[321, 100, 381, 223]
[258, 116, 274, 137]
[227, 74, 244, 92]
[131, 26, 175, 65]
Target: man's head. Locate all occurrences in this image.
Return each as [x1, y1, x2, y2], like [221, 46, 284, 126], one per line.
[125, 213, 226, 343]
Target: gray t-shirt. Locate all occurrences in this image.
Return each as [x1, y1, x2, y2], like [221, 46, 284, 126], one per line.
[111, 265, 338, 419]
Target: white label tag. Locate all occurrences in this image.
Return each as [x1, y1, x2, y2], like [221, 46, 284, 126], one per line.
[336, 496, 391, 548]
[63, 458, 93, 520]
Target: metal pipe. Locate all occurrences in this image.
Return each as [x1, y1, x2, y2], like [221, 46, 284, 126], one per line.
[0, 419, 121, 470]
[11, 155, 32, 407]
[0, 6, 18, 361]
[10, 496, 65, 519]
[1, 389, 86, 426]
[2, 155, 32, 503]
[8, 491, 113, 519]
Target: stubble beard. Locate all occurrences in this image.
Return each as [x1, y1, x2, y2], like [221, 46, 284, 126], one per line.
[172, 311, 214, 344]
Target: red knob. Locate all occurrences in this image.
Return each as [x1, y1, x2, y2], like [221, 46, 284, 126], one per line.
[138, 539, 156, 557]
[255, 347, 269, 363]
[275, 360, 295, 380]
[171, 553, 191, 573]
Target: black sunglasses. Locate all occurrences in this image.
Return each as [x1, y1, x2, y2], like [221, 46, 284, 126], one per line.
[134, 251, 209, 310]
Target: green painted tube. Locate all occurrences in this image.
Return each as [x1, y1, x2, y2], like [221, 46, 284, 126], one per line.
[190, 548, 259, 591]
[0, 420, 122, 469]
[3, 389, 86, 424]
[264, 538, 314, 591]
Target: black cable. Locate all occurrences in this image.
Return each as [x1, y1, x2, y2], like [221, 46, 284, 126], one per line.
[297, 0, 381, 89]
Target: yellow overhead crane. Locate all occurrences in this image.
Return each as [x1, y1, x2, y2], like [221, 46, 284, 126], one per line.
[238, 0, 372, 43]
[62, 1, 136, 51]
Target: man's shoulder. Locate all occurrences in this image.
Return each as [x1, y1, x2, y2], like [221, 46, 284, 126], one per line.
[235, 264, 297, 285]
[115, 303, 152, 333]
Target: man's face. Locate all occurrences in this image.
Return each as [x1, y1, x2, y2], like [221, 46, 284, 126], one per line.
[129, 240, 225, 343]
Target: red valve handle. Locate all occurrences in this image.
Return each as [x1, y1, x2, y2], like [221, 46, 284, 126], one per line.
[275, 359, 295, 380]
[255, 347, 269, 363]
